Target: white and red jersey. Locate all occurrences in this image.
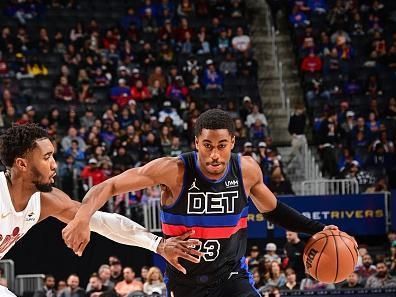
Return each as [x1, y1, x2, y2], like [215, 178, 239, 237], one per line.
[0, 172, 40, 259]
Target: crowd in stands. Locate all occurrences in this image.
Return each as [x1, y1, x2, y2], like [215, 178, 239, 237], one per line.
[286, 0, 396, 190]
[0, 0, 299, 209]
[15, 230, 393, 296]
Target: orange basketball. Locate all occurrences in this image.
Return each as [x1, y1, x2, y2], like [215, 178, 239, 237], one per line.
[303, 230, 358, 283]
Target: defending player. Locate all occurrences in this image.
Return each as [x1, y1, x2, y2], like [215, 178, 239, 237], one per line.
[0, 124, 200, 297]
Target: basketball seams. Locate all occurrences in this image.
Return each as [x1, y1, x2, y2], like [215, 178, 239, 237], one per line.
[330, 230, 339, 283]
[338, 232, 356, 276]
[303, 235, 327, 257]
[314, 235, 328, 281]
[340, 235, 359, 263]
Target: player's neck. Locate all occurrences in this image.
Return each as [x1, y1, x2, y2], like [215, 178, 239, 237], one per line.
[6, 170, 37, 212]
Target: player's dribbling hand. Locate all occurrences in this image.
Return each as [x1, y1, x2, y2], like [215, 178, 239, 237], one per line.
[323, 225, 339, 231]
[62, 217, 91, 257]
[157, 230, 203, 275]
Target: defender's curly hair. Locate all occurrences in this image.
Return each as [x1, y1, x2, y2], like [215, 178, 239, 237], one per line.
[0, 123, 49, 168]
[194, 109, 235, 136]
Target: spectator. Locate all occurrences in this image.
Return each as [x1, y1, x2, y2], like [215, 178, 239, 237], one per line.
[148, 66, 167, 89]
[59, 274, 84, 297]
[284, 231, 305, 281]
[177, 0, 195, 17]
[247, 245, 262, 271]
[267, 261, 286, 288]
[108, 257, 123, 285]
[301, 50, 322, 73]
[86, 274, 109, 297]
[98, 265, 113, 289]
[54, 76, 76, 102]
[166, 76, 189, 104]
[356, 253, 377, 282]
[287, 104, 307, 168]
[245, 104, 268, 127]
[232, 26, 251, 53]
[158, 101, 184, 128]
[168, 136, 184, 157]
[289, 5, 308, 28]
[341, 161, 376, 192]
[266, 0, 283, 33]
[80, 158, 107, 187]
[80, 107, 96, 130]
[111, 78, 132, 108]
[139, 266, 150, 284]
[112, 146, 133, 171]
[64, 139, 85, 166]
[202, 59, 224, 91]
[268, 166, 295, 195]
[143, 267, 166, 295]
[33, 274, 56, 297]
[264, 243, 281, 264]
[61, 127, 86, 152]
[280, 268, 299, 290]
[114, 267, 143, 297]
[56, 280, 67, 297]
[365, 262, 396, 288]
[58, 155, 81, 198]
[341, 272, 364, 289]
[130, 80, 151, 101]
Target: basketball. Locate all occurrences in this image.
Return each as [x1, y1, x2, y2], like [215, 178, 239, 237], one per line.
[303, 230, 358, 284]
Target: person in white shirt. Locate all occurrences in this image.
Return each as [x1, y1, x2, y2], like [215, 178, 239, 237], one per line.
[245, 104, 268, 127]
[0, 124, 201, 297]
[232, 26, 251, 53]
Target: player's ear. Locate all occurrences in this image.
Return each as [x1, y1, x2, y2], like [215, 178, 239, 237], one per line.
[195, 136, 199, 151]
[15, 157, 28, 172]
[231, 135, 235, 150]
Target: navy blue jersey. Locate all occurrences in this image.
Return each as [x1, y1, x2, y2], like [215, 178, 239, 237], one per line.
[161, 152, 249, 284]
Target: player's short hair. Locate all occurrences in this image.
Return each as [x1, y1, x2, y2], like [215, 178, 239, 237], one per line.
[0, 123, 49, 168]
[194, 109, 235, 136]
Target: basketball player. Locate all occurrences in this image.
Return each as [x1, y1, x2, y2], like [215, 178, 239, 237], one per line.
[64, 109, 338, 297]
[0, 124, 201, 297]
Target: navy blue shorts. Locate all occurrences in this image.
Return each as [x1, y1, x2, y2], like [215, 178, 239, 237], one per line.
[165, 265, 261, 297]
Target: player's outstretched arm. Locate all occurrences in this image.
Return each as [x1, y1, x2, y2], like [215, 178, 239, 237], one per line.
[241, 156, 337, 235]
[41, 188, 202, 274]
[62, 157, 181, 252]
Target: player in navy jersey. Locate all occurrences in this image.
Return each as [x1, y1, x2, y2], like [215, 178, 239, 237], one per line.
[64, 109, 338, 297]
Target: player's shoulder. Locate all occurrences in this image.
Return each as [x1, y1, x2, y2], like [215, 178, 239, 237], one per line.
[240, 155, 260, 169]
[239, 155, 261, 181]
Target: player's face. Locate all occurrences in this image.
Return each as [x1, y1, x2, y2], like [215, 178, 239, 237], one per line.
[28, 138, 57, 192]
[195, 129, 235, 178]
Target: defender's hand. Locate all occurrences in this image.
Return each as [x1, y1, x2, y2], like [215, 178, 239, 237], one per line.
[157, 230, 203, 275]
[62, 217, 90, 256]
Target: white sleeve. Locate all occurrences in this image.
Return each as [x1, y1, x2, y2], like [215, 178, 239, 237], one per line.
[89, 211, 162, 253]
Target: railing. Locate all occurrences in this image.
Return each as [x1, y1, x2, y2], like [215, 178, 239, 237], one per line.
[301, 179, 359, 195]
[303, 142, 322, 181]
[14, 274, 44, 296]
[143, 198, 162, 233]
[278, 61, 291, 120]
[0, 259, 15, 291]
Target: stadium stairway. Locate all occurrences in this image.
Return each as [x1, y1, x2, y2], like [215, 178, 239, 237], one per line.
[247, 0, 316, 193]
[249, 0, 304, 146]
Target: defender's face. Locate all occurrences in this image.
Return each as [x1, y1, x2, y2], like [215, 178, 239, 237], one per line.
[195, 129, 234, 179]
[27, 138, 57, 192]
